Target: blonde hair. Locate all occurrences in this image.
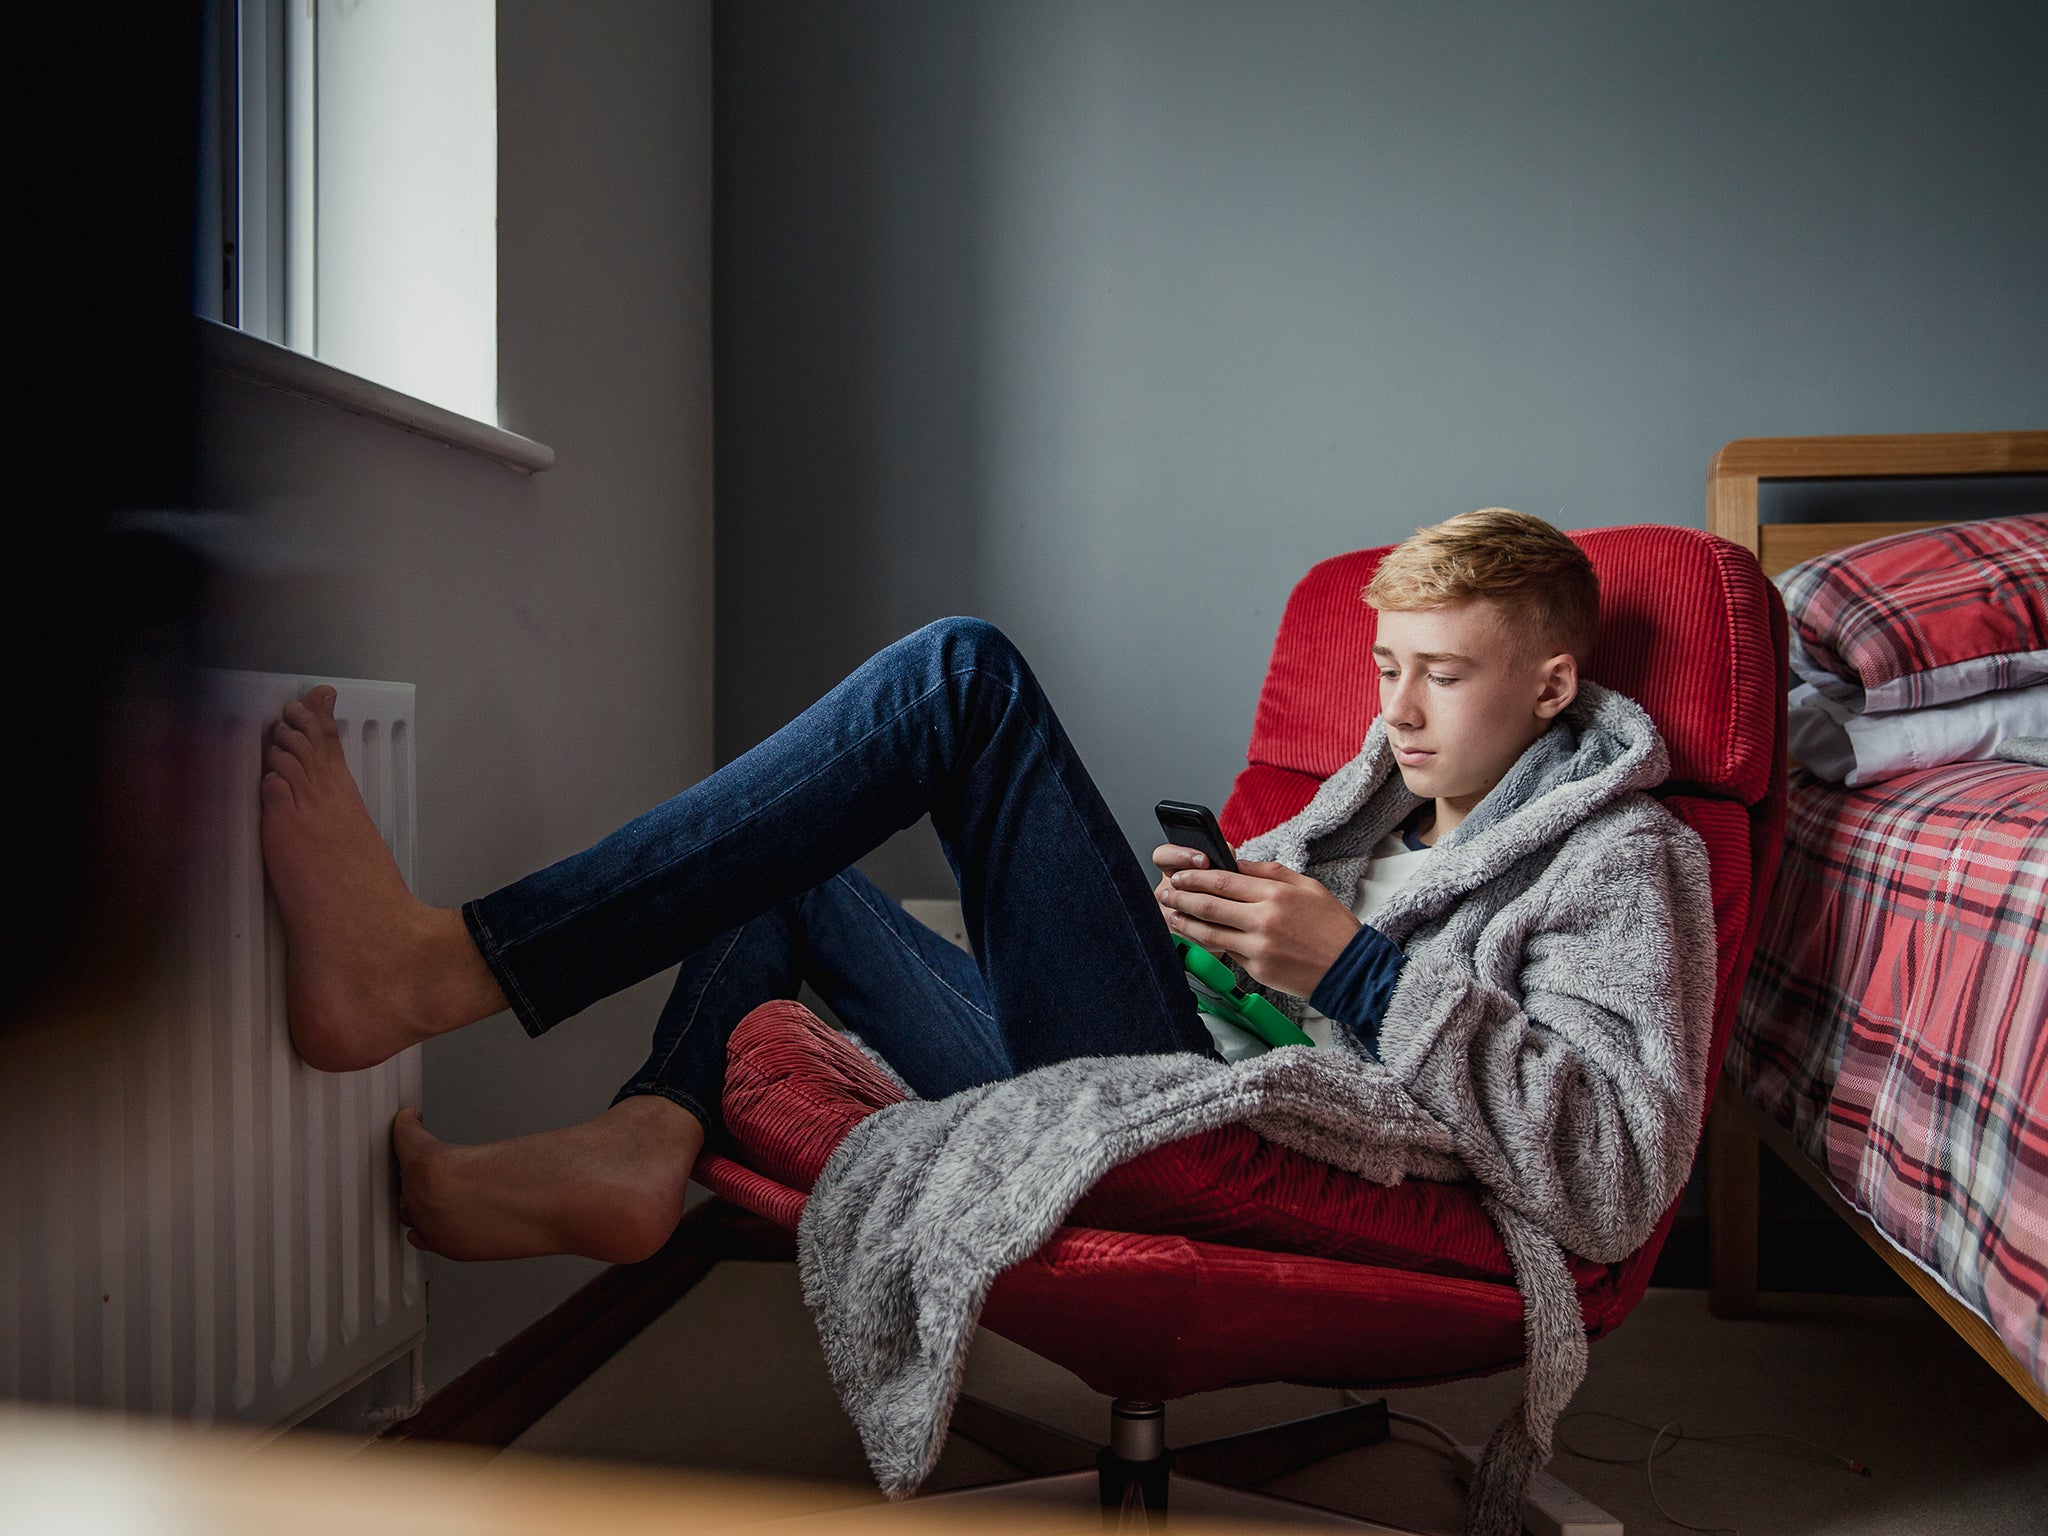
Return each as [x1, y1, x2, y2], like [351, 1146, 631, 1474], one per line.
[1361, 508, 1599, 671]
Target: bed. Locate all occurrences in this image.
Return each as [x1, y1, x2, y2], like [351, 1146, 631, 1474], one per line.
[1702, 431, 2048, 1420]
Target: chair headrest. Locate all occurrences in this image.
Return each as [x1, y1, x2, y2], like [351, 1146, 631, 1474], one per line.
[1244, 524, 1781, 805]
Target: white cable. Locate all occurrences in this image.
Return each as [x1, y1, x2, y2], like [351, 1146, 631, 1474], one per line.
[1344, 1392, 1871, 1536]
[1388, 1408, 1466, 1456]
[1341, 1390, 1464, 1458]
[1552, 1406, 1871, 1535]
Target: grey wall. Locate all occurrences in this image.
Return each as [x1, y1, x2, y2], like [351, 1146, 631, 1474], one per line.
[200, 1, 713, 1396]
[715, 0, 2048, 898]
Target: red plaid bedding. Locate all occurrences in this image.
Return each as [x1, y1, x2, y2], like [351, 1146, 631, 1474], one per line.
[1729, 757, 2048, 1388]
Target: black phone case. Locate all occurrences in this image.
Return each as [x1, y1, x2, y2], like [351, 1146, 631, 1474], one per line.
[1155, 799, 1239, 872]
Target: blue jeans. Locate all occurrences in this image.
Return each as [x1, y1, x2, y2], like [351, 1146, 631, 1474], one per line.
[460, 616, 1222, 1137]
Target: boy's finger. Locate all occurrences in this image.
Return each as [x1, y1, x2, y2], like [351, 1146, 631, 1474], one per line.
[1170, 881, 1250, 923]
[1171, 909, 1249, 951]
[1170, 867, 1263, 900]
[1151, 844, 1211, 870]
[1237, 859, 1297, 880]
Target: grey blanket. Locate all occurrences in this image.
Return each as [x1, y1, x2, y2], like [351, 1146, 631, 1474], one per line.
[797, 680, 1721, 1536]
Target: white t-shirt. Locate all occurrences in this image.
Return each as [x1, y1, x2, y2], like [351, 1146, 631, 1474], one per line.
[1199, 807, 1436, 1060]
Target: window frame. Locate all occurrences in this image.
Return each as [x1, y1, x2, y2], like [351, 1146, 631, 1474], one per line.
[195, 0, 550, 473]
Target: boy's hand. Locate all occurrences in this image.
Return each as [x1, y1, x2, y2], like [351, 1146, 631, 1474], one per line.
[1151, 843, 1234, 963]
[1154, 856, 1360, 999]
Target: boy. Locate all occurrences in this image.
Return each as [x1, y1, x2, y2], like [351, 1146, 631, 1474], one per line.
[260, 508, 1712, 1284]
[1157, 506, 1602, 1059]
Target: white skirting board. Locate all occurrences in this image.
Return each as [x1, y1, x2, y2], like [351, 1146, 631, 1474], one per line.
[0, 670, 426, 1439]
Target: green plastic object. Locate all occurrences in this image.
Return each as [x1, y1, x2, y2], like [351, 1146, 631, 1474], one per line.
[1171, 934, 1315, 1048]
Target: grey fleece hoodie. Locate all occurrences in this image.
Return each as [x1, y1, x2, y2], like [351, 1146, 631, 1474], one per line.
[795, 679, 1719, 1536]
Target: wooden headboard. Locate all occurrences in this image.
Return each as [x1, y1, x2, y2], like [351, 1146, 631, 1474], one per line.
[1706, 430, 2048, 578]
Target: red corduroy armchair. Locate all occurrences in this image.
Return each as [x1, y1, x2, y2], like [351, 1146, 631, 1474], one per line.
[692, 523, 1789, 1524]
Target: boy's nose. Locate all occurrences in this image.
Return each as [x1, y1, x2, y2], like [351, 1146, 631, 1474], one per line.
[1385, 679, 1425, 723]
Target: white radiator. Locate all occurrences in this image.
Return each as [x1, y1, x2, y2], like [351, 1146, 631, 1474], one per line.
[0, 670, 426, 1438]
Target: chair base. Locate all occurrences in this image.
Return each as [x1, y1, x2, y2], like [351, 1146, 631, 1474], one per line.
[914, 1469, 1417, 1532]
[942, 1394, 1420, 1531]
[941, 1393, 1623, 1535]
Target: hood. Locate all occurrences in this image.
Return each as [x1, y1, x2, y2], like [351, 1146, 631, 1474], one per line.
[1233, 678, 1672, 949]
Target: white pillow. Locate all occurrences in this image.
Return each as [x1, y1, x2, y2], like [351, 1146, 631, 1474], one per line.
[1789, 681, 2048, 786]
[1787, 627, 2048, 714]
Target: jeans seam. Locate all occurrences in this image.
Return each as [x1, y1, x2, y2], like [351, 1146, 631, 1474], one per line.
[832, 871, 998, 1026]
[462, 899, 549, 1038]
[649, 922, 750, 1084]
[492, 667, 972, 953]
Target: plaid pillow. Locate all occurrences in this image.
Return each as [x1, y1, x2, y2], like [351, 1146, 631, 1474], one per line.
[1775, 512, 2048, 714]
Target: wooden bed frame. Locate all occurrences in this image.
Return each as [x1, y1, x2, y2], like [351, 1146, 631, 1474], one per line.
[1703, 429, 2048, 1421]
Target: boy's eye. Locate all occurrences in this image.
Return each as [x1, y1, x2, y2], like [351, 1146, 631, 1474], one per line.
[1430, 674, 1457, 686]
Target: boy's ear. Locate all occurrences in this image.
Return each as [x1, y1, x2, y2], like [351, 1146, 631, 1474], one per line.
[1533, 653, 1578, 718]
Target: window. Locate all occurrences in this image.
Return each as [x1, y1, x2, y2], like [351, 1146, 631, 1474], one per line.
[198, 1, 500, 429]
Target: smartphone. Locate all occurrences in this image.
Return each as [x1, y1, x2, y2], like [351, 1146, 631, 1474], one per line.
[1155, 800, 1240, 874]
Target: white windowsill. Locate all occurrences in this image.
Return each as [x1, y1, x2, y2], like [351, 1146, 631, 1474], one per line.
[196, 318, 555, 474]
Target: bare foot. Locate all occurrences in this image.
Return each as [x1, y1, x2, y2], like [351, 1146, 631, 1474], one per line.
[260, 685, 506, 1072]
[392, 1097, 705, 1263]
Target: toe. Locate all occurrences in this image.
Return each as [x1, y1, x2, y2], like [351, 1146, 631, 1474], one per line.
[391, 1107, 436, 1162]
[261, 770, 296, 812]
[272, 719, 317, 760]
[266, 743, 309, 794]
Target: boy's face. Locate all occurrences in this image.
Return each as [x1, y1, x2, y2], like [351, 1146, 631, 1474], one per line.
[1370, 598, 1578, 810]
